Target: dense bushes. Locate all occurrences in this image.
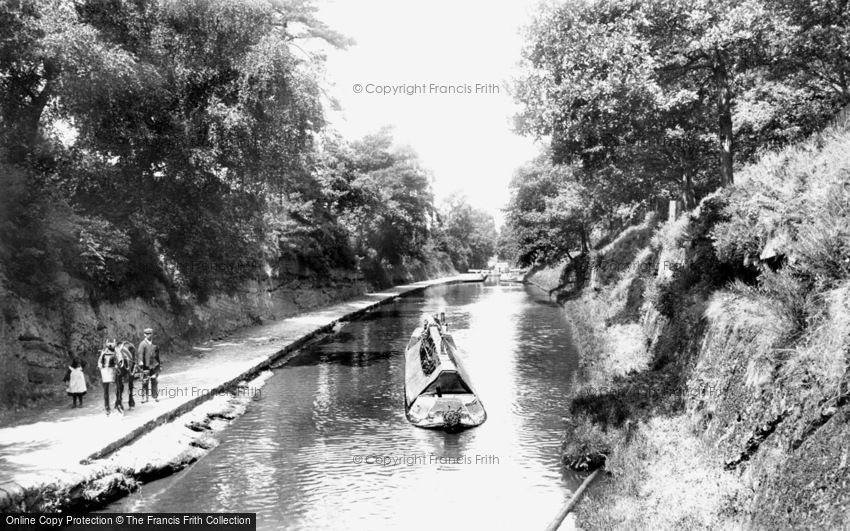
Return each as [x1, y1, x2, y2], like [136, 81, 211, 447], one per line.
[649, 194, 748, 319]
[711, 122, 850, 339]
[0, 165, 75, 301]
[712, 126, 850, 283]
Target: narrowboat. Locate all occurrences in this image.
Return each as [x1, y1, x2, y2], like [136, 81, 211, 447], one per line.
[404, 313, 486, 430]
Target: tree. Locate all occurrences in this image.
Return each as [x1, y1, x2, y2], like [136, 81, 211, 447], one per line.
[767, 0, 850, 105]
[0, 0, 351, 298]
[495, 224, 519, 265]
[318, 129, 436, 268]
[503, 155, 593, 267]
[639, 0, 784, 186]
[513, 0, 711, 209]
[514, 0, 794, 211]
[732, 0, 850, 156]
[437, 193, 497, 271]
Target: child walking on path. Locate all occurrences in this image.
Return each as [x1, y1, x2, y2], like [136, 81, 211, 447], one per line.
[98, 340, 118, 415]
[64, 358, 87, 408]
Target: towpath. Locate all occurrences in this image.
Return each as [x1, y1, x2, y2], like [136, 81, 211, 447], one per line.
[0, 275, 482, 510]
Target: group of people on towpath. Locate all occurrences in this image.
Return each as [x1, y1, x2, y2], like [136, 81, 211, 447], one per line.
[63, 327, 162, 415]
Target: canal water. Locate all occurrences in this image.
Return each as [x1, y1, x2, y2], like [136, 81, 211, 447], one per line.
[108, 282, 583, 530]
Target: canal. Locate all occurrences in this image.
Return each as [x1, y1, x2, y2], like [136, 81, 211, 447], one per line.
[107, 282, 583, 530]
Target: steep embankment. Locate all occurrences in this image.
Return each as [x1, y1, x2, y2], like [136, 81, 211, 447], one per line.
[0, 255, 455, 412]
[548, 118, 850, 528]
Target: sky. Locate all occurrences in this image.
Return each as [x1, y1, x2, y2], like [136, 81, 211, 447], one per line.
[315, 0, 544, 227]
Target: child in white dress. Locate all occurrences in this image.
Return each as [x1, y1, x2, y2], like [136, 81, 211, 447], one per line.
[65, 358, 87, 408]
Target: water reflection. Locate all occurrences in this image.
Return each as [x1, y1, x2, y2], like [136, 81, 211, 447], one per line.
[109, 283, 583, 530]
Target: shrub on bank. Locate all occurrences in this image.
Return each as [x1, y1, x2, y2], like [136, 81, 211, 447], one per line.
[576, 416, 745, 530]
[713, 125, 850, 292]
[560, 413, 616, 471]
[593, 213, 659, 286]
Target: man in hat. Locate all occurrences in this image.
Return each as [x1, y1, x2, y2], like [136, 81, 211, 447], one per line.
[137, 328, 161, 403]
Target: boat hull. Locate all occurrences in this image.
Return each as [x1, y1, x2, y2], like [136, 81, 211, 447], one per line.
[405, 391, 486, 430]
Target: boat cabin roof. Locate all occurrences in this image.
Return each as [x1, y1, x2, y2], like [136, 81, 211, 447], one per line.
[404, 317, 477, 405]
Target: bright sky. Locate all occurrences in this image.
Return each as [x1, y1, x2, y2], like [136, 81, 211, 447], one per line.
[316, 0, 543, 227]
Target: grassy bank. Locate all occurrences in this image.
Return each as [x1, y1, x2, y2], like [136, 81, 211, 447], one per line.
[556, 118, 850, 529]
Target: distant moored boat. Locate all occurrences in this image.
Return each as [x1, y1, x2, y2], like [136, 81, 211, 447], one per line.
[500, 268, 527, 283]
[403, 313, 486, 431]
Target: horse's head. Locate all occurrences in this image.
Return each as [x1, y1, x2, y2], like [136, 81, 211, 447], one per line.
[115, 341, 136, 370]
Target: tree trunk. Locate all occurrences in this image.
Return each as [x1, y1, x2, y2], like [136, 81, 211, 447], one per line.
[9, 59, 57, 164]
[714, 50, 734, 186]
[579, 226, 588, 254]
[681, 172, 695, 210]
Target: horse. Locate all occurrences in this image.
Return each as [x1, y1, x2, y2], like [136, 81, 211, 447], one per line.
[113, 340, 138, 411]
